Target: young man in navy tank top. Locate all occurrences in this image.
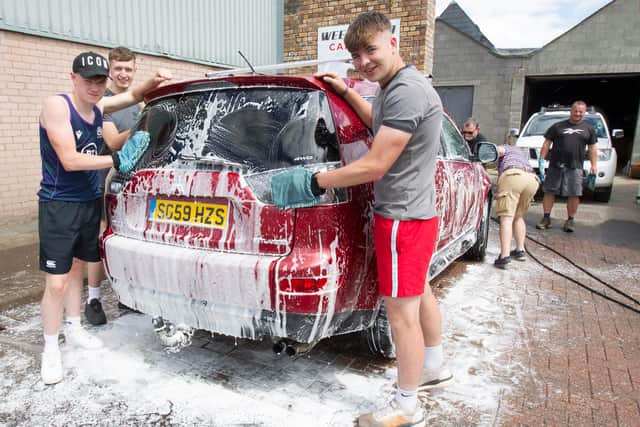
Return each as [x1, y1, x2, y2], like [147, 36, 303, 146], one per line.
[38, 51, 171, 385]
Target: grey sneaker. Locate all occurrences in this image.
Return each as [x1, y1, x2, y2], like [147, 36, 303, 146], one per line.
[85, 299, 107, 325]
[41, 350, 63, 385]
[494, 256, 511, 269]
[509, 249, 526, 261]
[562, 218, 575, 232]
[357, 399, 425, 427]
[536, 217, 551, 230]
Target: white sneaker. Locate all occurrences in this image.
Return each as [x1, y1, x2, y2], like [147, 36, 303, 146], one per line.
[417, 366, 453, 392]
[357, 399, 425, 427]
[64, 326, 103, 350]
[41, 350, 63, 385]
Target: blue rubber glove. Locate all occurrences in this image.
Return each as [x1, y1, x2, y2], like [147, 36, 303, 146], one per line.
[538, 157, 545, 182]
[586, 173, 596, 191]
[271, 168, 321, 209]
[113, 131, 150, 173]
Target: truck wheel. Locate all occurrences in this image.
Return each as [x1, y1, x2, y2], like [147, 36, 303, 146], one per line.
[361, 304, 396, 359]
[594, 185, 612, 202]
[464, 196, 491, 261]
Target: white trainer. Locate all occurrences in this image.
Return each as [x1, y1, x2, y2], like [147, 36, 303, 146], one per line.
[417, 366, 453, 392]
[357, 399, 425, 427]
[64, 326, 103, 350]
[41, 350, 63, 385]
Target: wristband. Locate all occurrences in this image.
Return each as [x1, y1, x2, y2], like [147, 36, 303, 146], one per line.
[112, 152, 121, 171]
[339, 86, 349, 97]
[311, 172, 326, 196]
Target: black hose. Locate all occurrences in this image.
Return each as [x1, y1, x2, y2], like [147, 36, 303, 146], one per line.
[490, 216, 640, 314]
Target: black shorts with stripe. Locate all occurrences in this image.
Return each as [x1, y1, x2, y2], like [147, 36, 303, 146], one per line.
[38, 198, 102, 274]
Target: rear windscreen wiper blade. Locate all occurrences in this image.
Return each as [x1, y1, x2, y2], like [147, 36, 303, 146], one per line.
[178, 154, 248, 171]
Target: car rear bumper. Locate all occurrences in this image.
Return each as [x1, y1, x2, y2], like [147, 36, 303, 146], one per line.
[104, 234, 371, 342]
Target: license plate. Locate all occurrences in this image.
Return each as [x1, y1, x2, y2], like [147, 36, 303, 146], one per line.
[148, 198, 228, 229]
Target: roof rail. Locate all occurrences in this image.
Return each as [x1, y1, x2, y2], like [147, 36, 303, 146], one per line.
[205, 59, 353, 77]
[540, 104, 571, 112]
[539, 104, 597, 114]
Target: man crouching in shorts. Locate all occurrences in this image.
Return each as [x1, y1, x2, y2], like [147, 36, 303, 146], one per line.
[493, 144, 540, 268]
[38, 51, 171, 385]
[536, 100, 597, 232]
[271, 12, 452, 426]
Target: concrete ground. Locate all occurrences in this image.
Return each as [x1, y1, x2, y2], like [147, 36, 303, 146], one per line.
[496, 176, 640, 425]
[0, 176, 639, 425]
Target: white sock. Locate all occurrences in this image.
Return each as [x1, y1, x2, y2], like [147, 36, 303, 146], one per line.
[395, 387, 418, 413]
[88, 286, 101, 303]
[64, 316, 81, 329]
[43, 333, 59, 353]
[424, 344, 443, 370]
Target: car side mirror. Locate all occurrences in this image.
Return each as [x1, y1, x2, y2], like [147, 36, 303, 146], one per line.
[509, 128, 520, 137]
[612, 129, 624, 139]
[476, 142, 498, 163]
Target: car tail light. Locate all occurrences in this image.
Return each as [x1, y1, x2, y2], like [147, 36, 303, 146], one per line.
[279, 277, 328, 292]
[245, 162, 348, 206]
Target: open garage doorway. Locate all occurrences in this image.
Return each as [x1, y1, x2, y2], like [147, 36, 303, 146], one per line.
[522, 74, 640, 171]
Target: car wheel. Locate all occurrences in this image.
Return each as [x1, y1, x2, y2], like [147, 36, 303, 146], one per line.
[361, 304, 395, 359]
[594, 185, 612, 202]
[464, 196, 490, 261]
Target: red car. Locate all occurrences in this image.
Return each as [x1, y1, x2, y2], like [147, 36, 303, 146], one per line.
[102, 73, 494, 357]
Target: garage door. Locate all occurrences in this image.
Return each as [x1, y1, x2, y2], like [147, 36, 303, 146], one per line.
[434, 86, 474, 128]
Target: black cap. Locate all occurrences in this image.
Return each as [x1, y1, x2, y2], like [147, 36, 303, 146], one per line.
[72, 51, 109, 78]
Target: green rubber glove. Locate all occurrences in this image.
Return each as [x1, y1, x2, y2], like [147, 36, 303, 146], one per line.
[271, 168, 322, 209]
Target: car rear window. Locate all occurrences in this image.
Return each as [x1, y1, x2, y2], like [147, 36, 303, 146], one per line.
[135, 87, 340, 172]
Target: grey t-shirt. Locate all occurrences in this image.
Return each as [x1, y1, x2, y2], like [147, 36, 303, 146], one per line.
[99, 88, 142, 189]
[371, 65, 443, 220]
[101, 88, 141, 156]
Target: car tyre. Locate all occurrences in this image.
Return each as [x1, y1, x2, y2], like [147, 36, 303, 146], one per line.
[594, 185, 612, 202]
[361, 304, 396, 359]
[464, 196, 490, 261]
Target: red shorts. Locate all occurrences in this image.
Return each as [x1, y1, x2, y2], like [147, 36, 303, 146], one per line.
[374, 215, 438, 298]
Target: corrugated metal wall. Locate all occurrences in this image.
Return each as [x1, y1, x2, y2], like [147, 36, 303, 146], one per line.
[0, 0, 283, 68]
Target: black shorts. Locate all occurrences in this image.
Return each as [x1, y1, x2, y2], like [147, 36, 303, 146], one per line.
[39, 199, 102, 274]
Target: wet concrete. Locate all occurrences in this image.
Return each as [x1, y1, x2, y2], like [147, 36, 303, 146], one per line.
[0, 176, 638, 425]
[0, 243, 42, 311]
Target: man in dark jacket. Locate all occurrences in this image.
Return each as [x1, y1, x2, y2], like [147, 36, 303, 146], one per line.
[462, 117, 487, 155]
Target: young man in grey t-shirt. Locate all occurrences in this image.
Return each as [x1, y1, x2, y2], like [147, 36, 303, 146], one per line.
[272, 11, 451, 427]
[86, 47, 142, 325]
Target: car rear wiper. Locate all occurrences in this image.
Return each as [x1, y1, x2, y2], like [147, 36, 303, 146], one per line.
[178, 154, 248, 172]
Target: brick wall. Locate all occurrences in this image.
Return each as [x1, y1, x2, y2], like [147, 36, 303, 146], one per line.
[2, 1, 438, 225]
[0, 30, 222, 225]
[284, 0, 436, 73]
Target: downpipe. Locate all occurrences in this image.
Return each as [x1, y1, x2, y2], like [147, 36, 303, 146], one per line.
[152, 317, 194, 353]
[272, 338, 318, 357]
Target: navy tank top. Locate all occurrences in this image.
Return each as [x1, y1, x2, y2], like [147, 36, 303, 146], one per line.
[38, 94, 104, 201]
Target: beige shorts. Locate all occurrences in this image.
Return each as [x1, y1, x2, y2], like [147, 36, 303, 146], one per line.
[495, 170, 540, 217]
